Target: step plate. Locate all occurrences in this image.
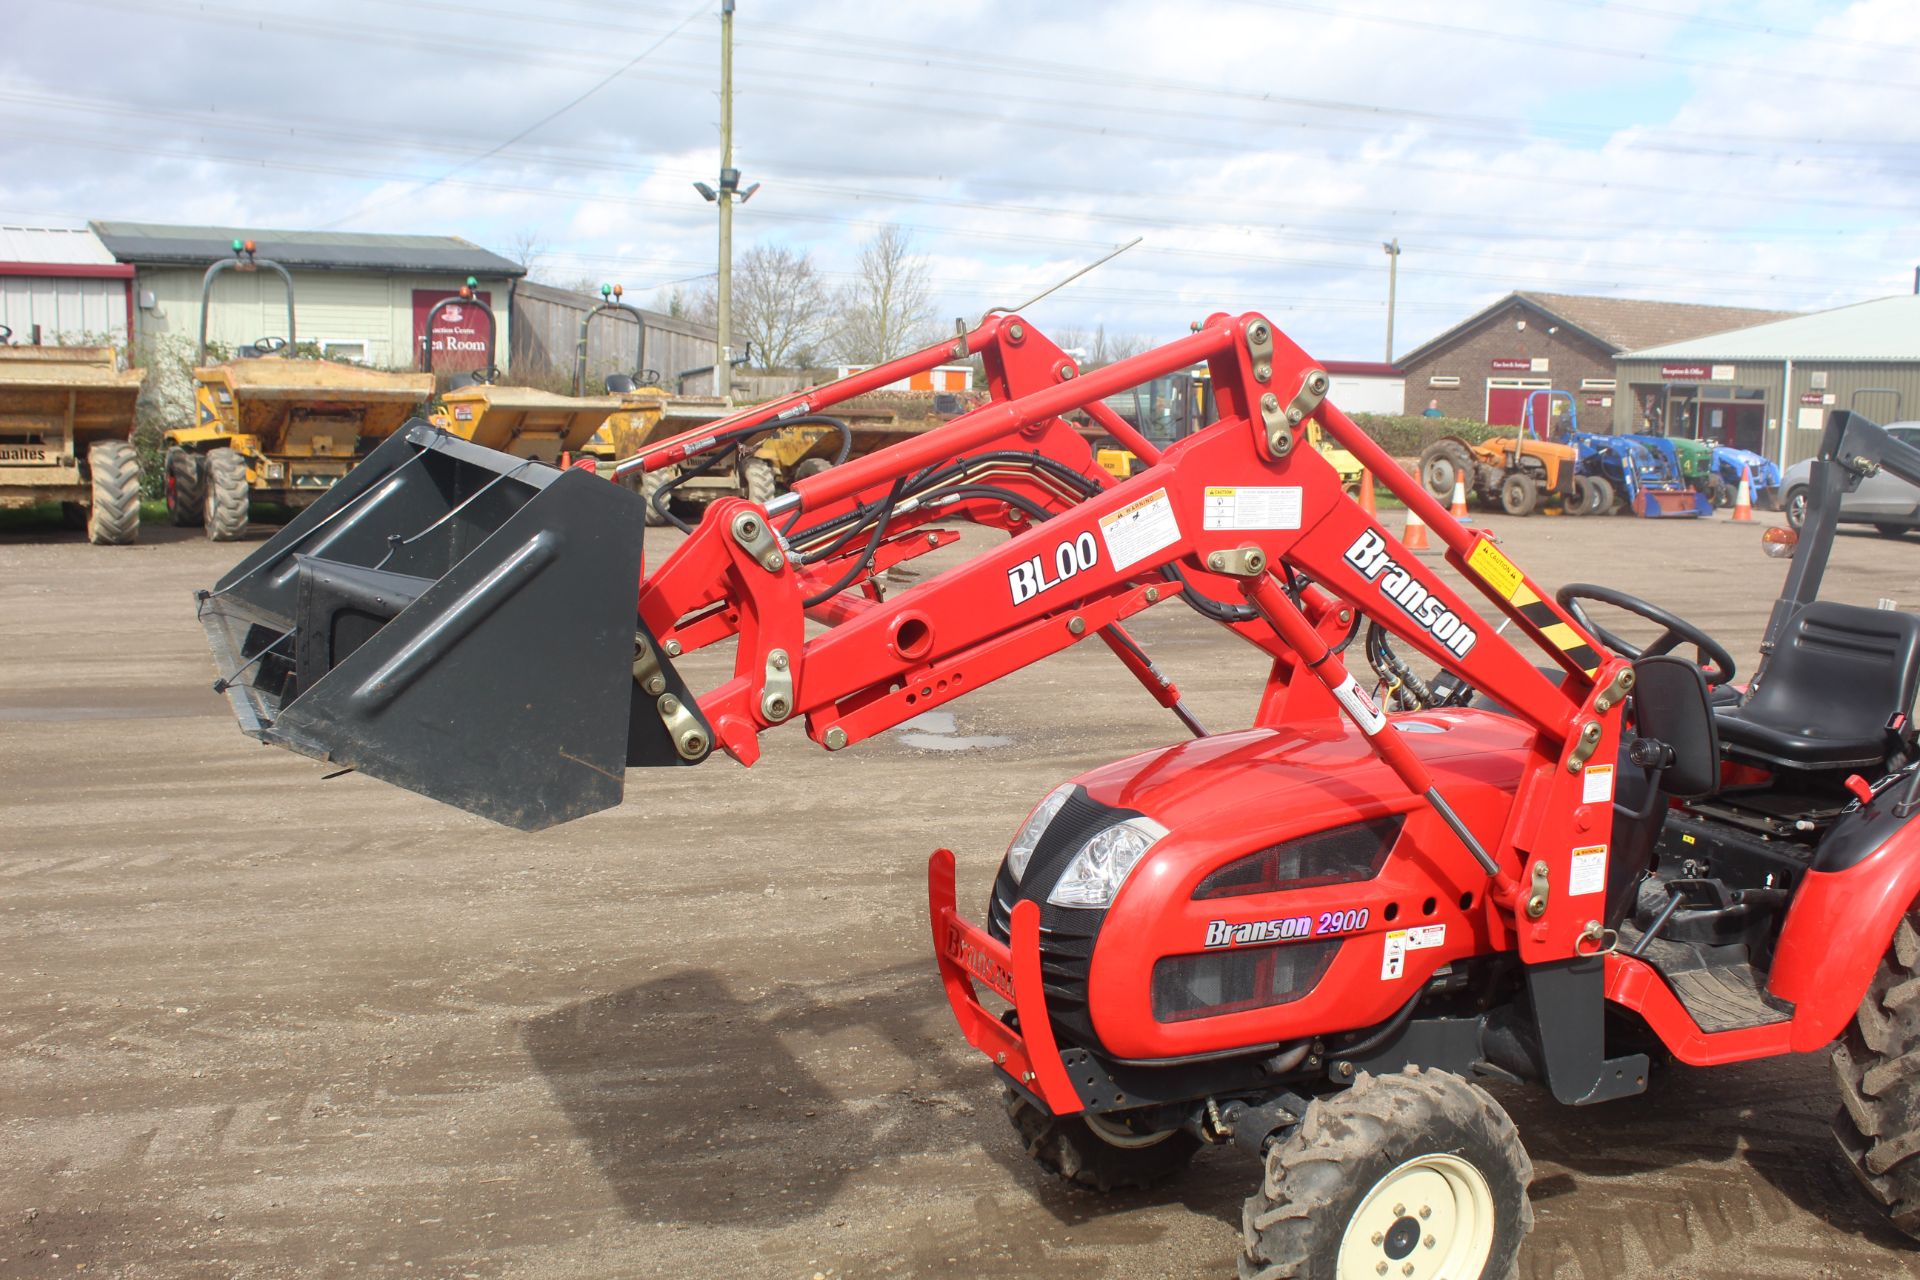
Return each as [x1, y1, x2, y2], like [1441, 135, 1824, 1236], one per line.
[1665, 963, 1794, 1034]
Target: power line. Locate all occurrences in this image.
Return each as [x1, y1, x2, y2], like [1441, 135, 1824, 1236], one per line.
[321, 0, 712, 228]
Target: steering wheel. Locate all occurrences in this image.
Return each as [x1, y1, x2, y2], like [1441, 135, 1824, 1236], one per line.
[0, 324, 12, 345]
[475, 364, 501, 385]
[1556, 583, 1737, 687]
[252, 336, 288, 354]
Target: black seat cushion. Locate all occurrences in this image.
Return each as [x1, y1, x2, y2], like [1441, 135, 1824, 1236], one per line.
[1715, 601, 1920, 770]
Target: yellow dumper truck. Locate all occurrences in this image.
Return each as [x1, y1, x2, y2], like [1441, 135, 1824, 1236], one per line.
[162, 241, 431, 540]
[0, 335, 144, 544]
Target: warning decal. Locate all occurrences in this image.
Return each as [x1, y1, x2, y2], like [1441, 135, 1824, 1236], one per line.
[1203, 485, 1303, 531]
[1467, 537, 1523, 599]
[1569, 844, 1608, 896]
[1382, 923, 1446, 980]
[1098, 487, 1181, 571]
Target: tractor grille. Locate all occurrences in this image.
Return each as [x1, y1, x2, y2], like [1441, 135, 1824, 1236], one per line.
[1194, 816, 1404, 899]
[986, 788, 1137, 1049]
[1151, 940, 1340, 1023]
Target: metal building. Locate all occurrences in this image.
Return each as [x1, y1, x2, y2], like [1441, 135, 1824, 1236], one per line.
[91, 221, 523, 372]
[1613, 295, 1920, 468]
[0, 226, 134, 346]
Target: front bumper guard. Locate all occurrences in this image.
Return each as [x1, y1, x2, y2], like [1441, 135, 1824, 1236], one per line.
[927, 848, 1084, 1117]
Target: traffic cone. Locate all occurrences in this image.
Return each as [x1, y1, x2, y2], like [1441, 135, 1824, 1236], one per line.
[1358, 469, 1377, 518]
[1731, 466, 1754, 522]
[1403, 504, 1431, 552]
[1450, 475, 1472, 524]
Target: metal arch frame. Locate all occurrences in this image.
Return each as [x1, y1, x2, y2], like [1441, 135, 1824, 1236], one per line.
[198, 247, 295, 365]
[573, 295, 649, 395]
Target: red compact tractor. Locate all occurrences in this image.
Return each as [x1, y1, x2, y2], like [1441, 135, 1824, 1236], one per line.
[197, 310, 1920, 1278]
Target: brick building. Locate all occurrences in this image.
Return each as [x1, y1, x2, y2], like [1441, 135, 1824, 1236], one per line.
[1397, 292, 1791, 425]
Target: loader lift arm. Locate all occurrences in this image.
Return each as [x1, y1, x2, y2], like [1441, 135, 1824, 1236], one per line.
[199, 309, 1627, 959]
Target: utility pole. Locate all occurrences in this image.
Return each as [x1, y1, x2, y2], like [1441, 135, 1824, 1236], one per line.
[1382, 238, 1401, 363]
[693, 0, 757, 400]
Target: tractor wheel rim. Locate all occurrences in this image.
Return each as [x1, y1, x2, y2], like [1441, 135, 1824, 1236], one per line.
[1335, 1153, 1494, 1280]
[1081, 1112, 1177, 1149]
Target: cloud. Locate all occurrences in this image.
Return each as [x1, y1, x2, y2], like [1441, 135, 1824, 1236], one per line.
[4, 0, 1915, 358]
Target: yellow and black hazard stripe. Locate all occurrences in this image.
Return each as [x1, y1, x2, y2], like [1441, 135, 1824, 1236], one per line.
[1513, 582, 1602, 675]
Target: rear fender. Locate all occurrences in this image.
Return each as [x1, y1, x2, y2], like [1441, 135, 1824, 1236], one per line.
[1771, 800, 1920, 1050]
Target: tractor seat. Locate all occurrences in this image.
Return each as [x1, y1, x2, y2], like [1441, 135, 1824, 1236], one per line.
[605, 373, 637, 393]
[1714, 601, 1920, 771]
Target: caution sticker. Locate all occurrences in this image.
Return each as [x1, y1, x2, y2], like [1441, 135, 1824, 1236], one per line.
[1381, 923, 1446, 979]
[1330, 673, 1387, 735]
[1098, 487, 1181, 571]
[1203, 485, 1302, 531]
[1569, 844, 1608, 896]
[1467, 537, 1523, 599]
[1583, 764, 1615, 805]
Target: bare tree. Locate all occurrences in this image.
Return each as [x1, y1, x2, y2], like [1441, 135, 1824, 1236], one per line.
[832, 225, 939, 363]
[1088, 326, 1149, 367]
[504, 227, 553, 282]
[729, 243, 830, 370]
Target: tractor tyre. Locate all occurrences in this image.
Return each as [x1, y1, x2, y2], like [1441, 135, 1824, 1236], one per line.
[795, 457, 833, 482]
[1499, 472, 1539, 517]
[85, 440, 141, 546]
[1566, 475, 1595, 517]
[165, 448, 206, 527]
[640, 466, 675, 528]
[1584, 474, 1616, 516]
[1875, 524, 1911, 539]
[744, 456, 778, 507]
[1240, 1067, 1531, 1280]
[1834, 911, 1920, 1240]
[1002, 1087, 1201, 1193]
[1417, 440, 1474, 503]
[204, 447, 251, 542]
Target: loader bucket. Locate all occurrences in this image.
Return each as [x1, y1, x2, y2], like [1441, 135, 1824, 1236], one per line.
[1631, 487, 1714, 518]
[196, 420, 711, 830]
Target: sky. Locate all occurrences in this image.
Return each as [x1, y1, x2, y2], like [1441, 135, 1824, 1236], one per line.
[4, 0, 1917, 361]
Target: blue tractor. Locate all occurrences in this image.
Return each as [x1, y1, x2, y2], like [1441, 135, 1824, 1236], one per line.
[1526, 391, 1711, 518]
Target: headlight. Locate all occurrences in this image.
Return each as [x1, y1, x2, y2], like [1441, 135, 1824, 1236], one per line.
[1005, 784, 1074, 883]
[1047, 817, 1167, 909]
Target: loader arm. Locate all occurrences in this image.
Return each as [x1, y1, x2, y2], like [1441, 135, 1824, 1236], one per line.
[199, 310, 1627, 960]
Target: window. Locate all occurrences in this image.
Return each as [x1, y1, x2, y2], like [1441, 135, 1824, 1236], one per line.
[320, 340, 369, 364]
[1580, 378, 1616, 391]
[1428, 375, 1461, 389]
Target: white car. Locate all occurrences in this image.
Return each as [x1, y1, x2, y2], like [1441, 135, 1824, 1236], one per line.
[1780, 421, 1920, 536]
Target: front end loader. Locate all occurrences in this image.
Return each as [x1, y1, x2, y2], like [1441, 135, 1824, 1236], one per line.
[195, 309, 1920, 1279]
[0, 336, 144, 544]
[163, 240, 432, 540]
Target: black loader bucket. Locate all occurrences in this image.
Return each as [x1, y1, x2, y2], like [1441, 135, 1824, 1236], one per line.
[196, 421, 711, 830]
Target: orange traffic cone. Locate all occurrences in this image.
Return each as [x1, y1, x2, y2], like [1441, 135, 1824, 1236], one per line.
[1403, 504, 1431, 552]
[1358, 469, 1377, 518]
[1450, 475, 1472, 524]
[1731, 466, 1754, 521]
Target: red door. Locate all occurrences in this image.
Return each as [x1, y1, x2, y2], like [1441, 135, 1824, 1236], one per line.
[1486, 385, 1536, 426]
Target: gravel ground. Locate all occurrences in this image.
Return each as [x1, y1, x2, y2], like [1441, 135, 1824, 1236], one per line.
[3, 505, 1918, 1279]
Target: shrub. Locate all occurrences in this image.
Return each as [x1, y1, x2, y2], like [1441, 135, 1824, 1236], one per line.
[1345, 414, 1509, 459]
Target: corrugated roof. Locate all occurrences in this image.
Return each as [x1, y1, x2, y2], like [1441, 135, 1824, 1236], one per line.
[1620, 295, 1920, 362]
[1516, 291, 1794, 353]
[90, 220, 524, 277]
[0, 225, 119, 266]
